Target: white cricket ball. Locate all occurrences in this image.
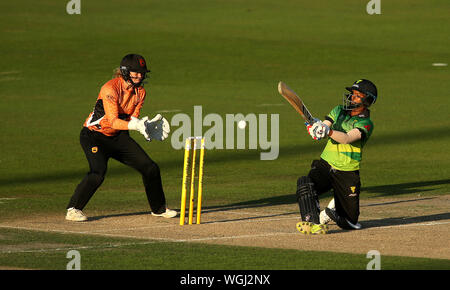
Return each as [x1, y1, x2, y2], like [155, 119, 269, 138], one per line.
[238, 120, 247, 129]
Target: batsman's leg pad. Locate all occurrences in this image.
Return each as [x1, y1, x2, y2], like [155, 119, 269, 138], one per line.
[296, 176, 320, 224]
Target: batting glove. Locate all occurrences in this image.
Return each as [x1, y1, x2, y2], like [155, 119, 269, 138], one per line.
[307, 120, 330, 140]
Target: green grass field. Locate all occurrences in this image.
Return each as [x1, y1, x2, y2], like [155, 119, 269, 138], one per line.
[1, 228, 448, 270]
[0, 0, 449, 273]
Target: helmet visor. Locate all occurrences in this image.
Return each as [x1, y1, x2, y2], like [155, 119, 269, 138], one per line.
[343, 92, 363, 110]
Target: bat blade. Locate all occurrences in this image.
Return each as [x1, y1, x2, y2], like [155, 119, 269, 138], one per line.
[278, 81, 315, 124]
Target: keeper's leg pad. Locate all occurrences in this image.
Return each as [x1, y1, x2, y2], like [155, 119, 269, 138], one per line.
[296, 176, 320, 224]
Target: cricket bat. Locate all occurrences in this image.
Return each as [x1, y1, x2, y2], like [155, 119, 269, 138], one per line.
[277, 81, 316, 124]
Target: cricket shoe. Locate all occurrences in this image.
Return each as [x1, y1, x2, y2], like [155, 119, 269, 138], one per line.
[151, 208, 177, 218]
[296, 221, 328, 235]
[66, 208, 88, 222]
[319, 210, 332, 225]
[319, 198, 335, 224]
[325, 208, 362, 230]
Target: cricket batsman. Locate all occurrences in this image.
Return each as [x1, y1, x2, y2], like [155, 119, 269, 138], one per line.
[66, 54, 175, 221]
[296, 79, 378, 234]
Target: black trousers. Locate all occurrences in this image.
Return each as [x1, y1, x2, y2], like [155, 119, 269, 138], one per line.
[67, 127, 167, 214]
[307, 159, 361, 224]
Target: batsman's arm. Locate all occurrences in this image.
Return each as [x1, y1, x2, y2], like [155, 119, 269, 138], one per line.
[327, 124, 362, 144]
[321, 106, 362, 143]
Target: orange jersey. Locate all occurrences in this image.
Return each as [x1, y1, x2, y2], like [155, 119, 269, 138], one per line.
[84, 77, 146, 136]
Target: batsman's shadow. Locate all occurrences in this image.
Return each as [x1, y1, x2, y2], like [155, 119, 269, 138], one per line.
[312, 212, 450, 235]
[361, 212, 450, 229]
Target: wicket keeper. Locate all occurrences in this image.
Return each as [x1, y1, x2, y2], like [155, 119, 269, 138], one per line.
[296, 79, 378, 234]
[66, 54, 176, 221]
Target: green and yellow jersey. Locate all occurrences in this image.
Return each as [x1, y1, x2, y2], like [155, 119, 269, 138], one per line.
[320, 105, 374, 171]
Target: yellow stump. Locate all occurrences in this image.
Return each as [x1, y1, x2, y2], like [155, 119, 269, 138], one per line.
[196, 138, 205, 224]
[179, 138, 190, 225]
[180, 137, 205, 226]
[188, 139, 197, 225]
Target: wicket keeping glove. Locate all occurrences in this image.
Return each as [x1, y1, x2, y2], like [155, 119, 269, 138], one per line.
[128, 116, 151, 141]
[145, 114, 171, 141]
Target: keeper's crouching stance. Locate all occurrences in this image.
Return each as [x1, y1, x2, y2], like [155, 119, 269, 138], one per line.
[296, 79, 378, 234]
[66, 54, 174, 222]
